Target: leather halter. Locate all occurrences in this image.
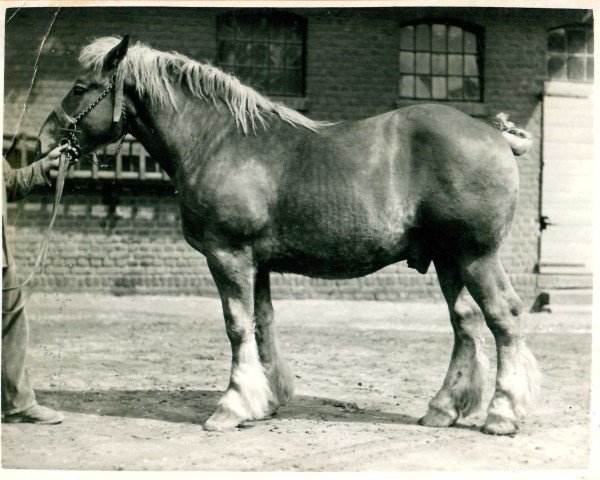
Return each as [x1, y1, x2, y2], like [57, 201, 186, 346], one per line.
[52, 74, 127, 159]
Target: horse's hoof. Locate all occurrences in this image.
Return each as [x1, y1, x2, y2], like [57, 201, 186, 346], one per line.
[481, 415, 518, 436]
[203, 409, 244, 431]
[418, 408, 458, 428]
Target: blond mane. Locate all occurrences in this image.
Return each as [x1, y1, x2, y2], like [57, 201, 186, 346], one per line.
[79, 36, 330, 134]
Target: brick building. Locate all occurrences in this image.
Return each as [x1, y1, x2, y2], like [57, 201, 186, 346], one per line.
[2, 6, 594, 301]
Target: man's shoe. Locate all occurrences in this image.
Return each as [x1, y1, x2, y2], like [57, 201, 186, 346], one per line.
[2, 404, 64, 424]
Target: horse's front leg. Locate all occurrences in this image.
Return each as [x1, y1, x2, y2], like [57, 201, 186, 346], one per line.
[203, 245, 274, 431]
[254, 268, 294, 414]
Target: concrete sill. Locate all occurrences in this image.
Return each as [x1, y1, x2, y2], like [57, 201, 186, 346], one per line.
[395, 99, 490, 118]
[544, 81, 593, 98]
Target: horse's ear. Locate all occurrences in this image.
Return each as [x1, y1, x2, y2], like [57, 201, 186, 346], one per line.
[103, 35, 130, 71]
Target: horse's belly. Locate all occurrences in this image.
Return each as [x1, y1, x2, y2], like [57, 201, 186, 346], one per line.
[262, 230, 410, 279]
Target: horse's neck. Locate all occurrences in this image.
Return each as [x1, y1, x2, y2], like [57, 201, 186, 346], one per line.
[127, 89, 236, 180]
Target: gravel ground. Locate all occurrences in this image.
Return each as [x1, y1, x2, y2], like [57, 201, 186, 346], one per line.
[1, 293, 593, 471]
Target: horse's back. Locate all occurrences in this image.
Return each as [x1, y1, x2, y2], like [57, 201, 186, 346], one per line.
[268, 104, 518, 271]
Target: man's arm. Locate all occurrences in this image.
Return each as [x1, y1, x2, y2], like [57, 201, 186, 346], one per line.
[3, 144, 68, 202]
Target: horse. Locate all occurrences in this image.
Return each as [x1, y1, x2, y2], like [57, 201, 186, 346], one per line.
[37, 35, 540, 435]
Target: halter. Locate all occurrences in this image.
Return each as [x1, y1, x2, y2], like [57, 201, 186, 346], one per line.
[2, 74, 128, 301]
[52, 73, 128, 163]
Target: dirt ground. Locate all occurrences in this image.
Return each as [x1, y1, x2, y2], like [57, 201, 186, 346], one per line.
[1, 293, 593, 471]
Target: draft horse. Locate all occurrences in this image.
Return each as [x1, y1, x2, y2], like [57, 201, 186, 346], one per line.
[37, 35, 539, 435]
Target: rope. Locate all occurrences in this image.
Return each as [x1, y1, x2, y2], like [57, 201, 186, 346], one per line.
[2, 152, 70, 312]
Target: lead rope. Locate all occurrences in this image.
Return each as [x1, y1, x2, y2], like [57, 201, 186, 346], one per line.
[2, 152, 70, 312]
[2, 75, 127, 311]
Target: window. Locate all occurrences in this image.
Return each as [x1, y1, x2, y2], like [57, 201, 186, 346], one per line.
[3, 133, 169, 182]
[216, 11, 306, 96]
[399, 21, 484, 101]
[547, 25, 593, 82]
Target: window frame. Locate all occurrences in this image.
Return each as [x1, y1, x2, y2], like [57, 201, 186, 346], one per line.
[397, 18, 485, 102]
[215, 9, 308, 97]
[546, 23, 594, 83]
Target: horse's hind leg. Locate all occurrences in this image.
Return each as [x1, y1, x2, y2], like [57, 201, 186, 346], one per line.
[254, 267, 294, 413]
[419, 257, 488, 428]
[203, 246, 274, 431]
[460, 253, 540, 435]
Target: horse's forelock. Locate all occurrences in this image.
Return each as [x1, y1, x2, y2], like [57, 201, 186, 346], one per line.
[78, 36, 123, 73]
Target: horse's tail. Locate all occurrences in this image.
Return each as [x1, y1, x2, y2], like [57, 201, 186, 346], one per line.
[495, 112, 532, 156]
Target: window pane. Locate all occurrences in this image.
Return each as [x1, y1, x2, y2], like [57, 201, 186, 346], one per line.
[254, 16, 269, 39]
[218, 41, 237, 65]
[284, 18, 303, 41]
[448, 76, 463, 99]
[432, 54, 446, 74]
[587, 57, 594, 80]
[400, 26, 414, 49]
[567, 56, 585, 80]
[416, 53, 430, 74]
[253, 67, 268, 92]
[586, 29, 594, 53]
[465, 77, 480, 100]
[400, 52, 415, 73]
[548, 55, 567, 79]
[416, 24, 430, 51]
[464, 31, 477, 53]
[567, 28, 586, 54]
[219, 15, 237, 39]
[285, 70, 302, 94]
[268, 43, 285, 68]
[217, 14, 305, 96]
[269, 69, 286, 94]
[448, 26, 463, 52]
[416, 75, 431, 98]
[242, 16, 262, 39]
[269, 21, 286, 42]
[547, 29, 566, 52]
[432, 24, 446, 51]
[285, 44, 302, 68]
[236, 66, 253, 85]
[432, 76, 446, 99]
[237, 42, 254, 66]
[400, 75, 415, 97]
[464, 55, 479, 76]
[146, 157, 160, 173]
[252, 42, 267, 65]
[448, 54, 463, 75]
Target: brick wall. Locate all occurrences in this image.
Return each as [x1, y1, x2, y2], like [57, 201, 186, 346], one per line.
[3, 6, 590, 301]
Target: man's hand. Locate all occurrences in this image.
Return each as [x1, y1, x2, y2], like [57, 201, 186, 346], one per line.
[40, 144, 69, 175]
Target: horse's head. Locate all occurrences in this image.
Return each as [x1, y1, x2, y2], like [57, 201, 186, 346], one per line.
[37, 35, 131, 159]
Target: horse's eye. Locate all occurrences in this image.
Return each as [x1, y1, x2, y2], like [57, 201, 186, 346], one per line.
[73, 85, 86, 95]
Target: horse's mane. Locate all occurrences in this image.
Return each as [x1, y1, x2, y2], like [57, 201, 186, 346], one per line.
[79, 36, 331, 134]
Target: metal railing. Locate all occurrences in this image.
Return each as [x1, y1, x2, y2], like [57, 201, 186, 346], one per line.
[3, 133, 169, 182]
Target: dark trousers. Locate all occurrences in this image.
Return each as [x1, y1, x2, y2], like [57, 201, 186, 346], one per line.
[2, 260, 36, 415]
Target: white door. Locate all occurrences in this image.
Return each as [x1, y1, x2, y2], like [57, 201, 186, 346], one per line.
[540, 81, 594, 274]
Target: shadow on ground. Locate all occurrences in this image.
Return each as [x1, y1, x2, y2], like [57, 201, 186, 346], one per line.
[36, 389, 419, 427]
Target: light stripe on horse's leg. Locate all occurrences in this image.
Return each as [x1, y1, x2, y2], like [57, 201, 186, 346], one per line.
[203, 247, 274, 431]
[460, 253, 540, 435]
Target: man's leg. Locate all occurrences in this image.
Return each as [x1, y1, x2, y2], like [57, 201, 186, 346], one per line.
[2, 262, 63, 424]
